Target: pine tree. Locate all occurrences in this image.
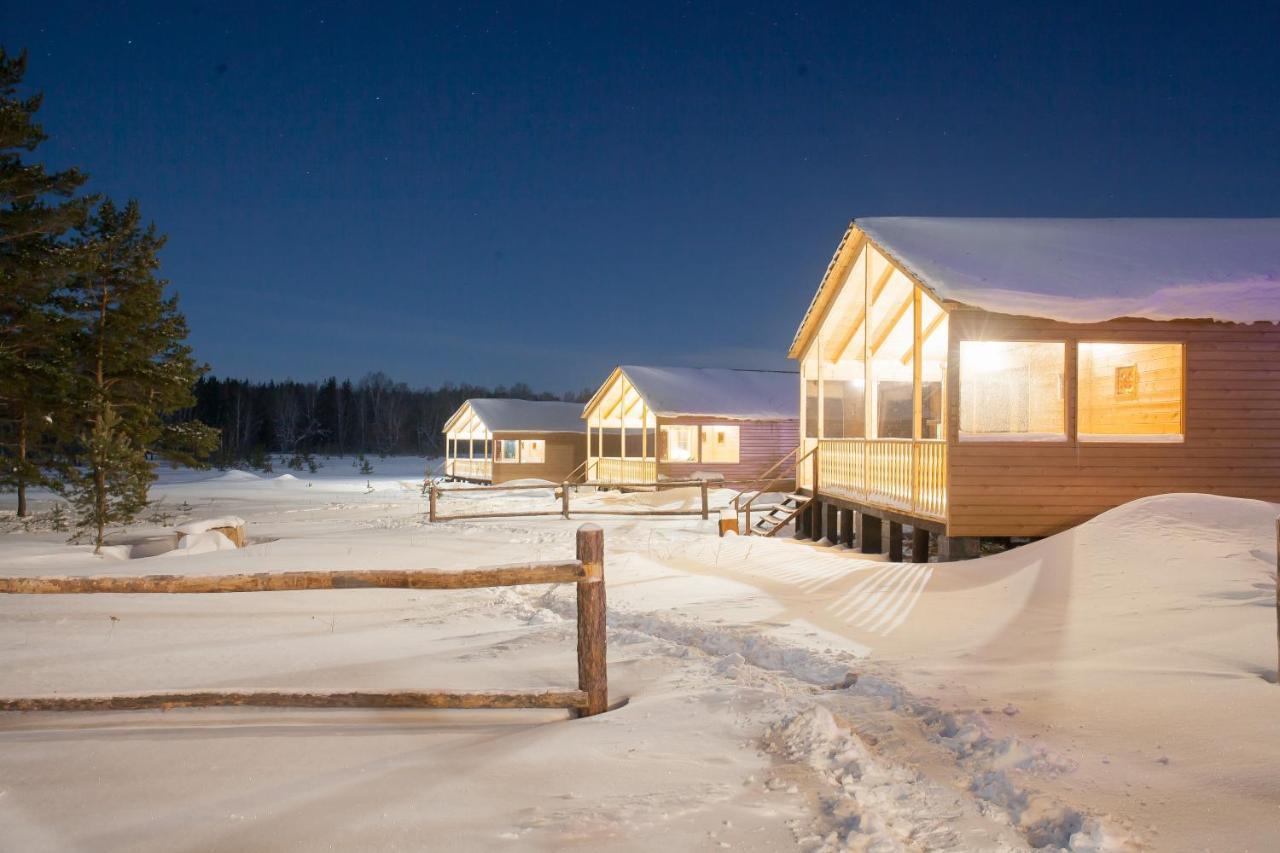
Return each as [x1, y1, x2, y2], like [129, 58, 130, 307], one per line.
[67, 199, 218, 550]
[0, 49, 92, 516]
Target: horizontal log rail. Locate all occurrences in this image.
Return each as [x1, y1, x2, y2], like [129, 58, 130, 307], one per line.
[430, 480, 715, 522]
[0, 526, 610, 717]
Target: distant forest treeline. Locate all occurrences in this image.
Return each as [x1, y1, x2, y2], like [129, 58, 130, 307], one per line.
[189, 374, 592, 464]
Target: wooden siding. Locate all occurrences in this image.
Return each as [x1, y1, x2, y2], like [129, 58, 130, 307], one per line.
[490, 432, 585, 485]
[657, 416, 798, 482]
[946, 309, 1280, 537]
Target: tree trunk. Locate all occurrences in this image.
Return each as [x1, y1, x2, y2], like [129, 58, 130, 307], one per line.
[15, 415, 28, 518]
[92, 283, 108, 553]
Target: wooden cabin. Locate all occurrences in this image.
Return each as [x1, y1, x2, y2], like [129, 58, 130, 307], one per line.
[442, 399, 587, 484]
[790, 217, 1280, 550]
[581, 366, 798, 484]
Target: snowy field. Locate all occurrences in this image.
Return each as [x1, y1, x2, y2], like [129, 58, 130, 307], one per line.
[1, 456, 1277, 851]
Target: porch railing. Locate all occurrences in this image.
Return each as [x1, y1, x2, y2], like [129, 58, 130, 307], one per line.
[808, 438, 946, 521]
[589, 457, 657, 484]
[448, 458, 493, 481]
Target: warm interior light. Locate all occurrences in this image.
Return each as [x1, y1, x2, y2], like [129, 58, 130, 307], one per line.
[961, 340, 1011, 376]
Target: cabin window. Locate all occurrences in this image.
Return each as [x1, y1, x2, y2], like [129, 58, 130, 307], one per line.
[701, 425, 740, 464]
[868, 261, 916, 439]
[519, 439, 546, 463]
[497, 440, 519, 462]
[1077, 342, 1184, 442]
[959, 341, 1066, 441]
[660, 425, 699, 462]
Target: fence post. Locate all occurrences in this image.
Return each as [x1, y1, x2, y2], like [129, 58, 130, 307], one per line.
[576, 524, 607, 716]
[700, 479, 709, 520]
[429, 483, 438, 523]
[812, 443, 820, 494]
[562, 482, 571, 519]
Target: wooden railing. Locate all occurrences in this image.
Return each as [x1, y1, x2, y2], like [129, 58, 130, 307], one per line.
[448, 458, 493, 481]
[0, 526, 610, 717]
[589, 457, 657, 484]
[816, 438, 946, 521]
[430, 480, 712, 522]
[735, 445, 810, 533]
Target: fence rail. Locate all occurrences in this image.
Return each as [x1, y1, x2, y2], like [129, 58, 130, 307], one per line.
[0, 526, 610, 717]
[430, 480, 714, 522]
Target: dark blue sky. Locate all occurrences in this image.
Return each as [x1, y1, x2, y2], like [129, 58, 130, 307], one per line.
[7, 1, 1279, 392]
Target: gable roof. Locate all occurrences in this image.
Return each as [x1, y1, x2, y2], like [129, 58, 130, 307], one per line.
[791, 217, 1280, 356]
[585, 366, 798, 420]
[444, 399, 586, 434]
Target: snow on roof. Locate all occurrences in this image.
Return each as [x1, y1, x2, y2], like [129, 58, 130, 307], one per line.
[465, 398, 586, 433]
[614, 366, 798, 420]
[858, 217, 1280, 325]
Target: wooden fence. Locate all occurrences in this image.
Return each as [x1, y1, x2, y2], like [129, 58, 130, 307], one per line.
[0, 526, 610, 717]
[429, 480, 714, 523]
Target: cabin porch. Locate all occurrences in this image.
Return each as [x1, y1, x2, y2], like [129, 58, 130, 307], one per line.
[798, 437, 947, 523]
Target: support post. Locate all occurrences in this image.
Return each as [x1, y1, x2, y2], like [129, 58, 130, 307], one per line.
[700, 480, 709, 520]
[911, 526, 931, 563]
[795, 502, 808, 538]
[811, 501, 824, 542]
[859, 513, 882, 554]
[840, 508, 854, 548]
[826, 504, 839, 546]
[939, 536, 980, 562]
[887, 521, 904, 561]
[576, 524, 608, 716]
[429, 484, 438, 522]
[562, 482, 571, 519]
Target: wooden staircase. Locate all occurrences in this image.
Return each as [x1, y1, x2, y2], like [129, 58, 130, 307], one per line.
[730, 445, 817, 537]
[747, 493, 812, 537]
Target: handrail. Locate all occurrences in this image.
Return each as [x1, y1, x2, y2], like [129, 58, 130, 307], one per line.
[737, 444, 814, 522]
[734, 445, 800, 512]
[564, 458, 590, 485]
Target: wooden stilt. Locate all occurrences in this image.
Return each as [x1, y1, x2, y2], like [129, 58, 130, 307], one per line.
[840, 509, 855, 548]
[939, 536, 980, 562]
[826, 504, 840, 545]
[859, 513, 882, 554]
[911, 526, 931, 562]
[887, 521, 904, 561]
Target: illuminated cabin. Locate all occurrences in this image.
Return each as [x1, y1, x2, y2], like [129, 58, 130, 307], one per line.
[581, 366, 798, 484]
[441, 399, 587, 484]
[790, 217, 1280, 551]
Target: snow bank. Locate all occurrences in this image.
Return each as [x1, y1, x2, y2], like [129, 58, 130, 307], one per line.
[170, 530, 238, 555]
[174, 516, 246, 535]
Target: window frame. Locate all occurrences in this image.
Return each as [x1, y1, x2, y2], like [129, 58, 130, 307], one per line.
[1075, 340, 1186, 444]
[518, 439, 546, 464]
[957, 339, 1069, 444]
[495, 439, 520, 463]
[659, 424, 700, 463]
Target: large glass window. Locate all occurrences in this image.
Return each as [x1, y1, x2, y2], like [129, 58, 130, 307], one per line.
[868, 263, 915, 439]
[1078, 342, 1183, 441]
[660, 425, 699, 462]
[497, 439, 519, 462]
[822, 380, 865, 438]
[701, 425, 740, 463]
[959, 341, 1066, 440]
[519, 439, 545, 463]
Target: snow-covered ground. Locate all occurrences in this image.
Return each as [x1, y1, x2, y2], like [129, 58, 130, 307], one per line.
[1, 456, 1277, 851]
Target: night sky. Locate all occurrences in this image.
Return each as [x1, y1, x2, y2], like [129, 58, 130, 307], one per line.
[7, 1, 1279, 392]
